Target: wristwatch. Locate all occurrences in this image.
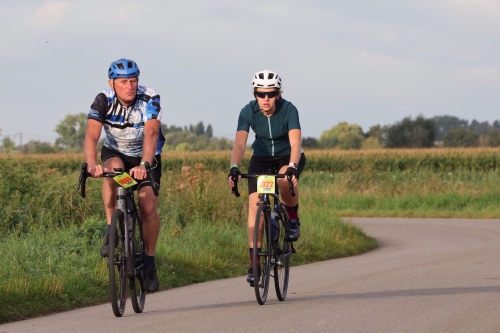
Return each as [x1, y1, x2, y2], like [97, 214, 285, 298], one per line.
[289, 162, 298, 169]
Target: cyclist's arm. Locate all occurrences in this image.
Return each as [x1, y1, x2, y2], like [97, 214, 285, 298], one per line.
[84, 118, 103, 168]
[288, 129, 302, 165]
[141, 119, 160, 165]
[230, 130, 248, 167]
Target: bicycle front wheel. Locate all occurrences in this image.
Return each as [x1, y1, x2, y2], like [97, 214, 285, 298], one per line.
[253, 203, 271, 305]
[130, 211, 146, 313]
[109, 209, 127, 317]
[274, 203, 291, 301]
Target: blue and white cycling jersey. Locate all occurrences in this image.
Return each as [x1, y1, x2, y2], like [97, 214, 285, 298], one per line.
[88, 85, 165, 157]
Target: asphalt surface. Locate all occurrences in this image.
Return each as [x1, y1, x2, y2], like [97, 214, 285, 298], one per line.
[2, 217, 500, 333]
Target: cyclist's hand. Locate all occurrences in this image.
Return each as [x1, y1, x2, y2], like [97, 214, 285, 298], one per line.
[130, 164, 147, 180]
[227, 167, 241, 188]
[285, 167, 298, 186]
[88, 164, 105, 178]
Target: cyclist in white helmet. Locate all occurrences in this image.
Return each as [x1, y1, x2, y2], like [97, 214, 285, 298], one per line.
[228, 70, 306, 285]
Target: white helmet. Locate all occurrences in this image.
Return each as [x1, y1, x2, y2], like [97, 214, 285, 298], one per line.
[252, 70, 282, 89]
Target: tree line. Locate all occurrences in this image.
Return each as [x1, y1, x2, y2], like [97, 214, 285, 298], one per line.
[2, 113, 500, 154]
[0, 112, 232, 154]
[303, 115, 500, 150]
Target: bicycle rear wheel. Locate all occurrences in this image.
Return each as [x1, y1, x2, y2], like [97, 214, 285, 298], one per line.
[274, 203, 291, 301]
[253, 204, 271, 305]
[109, 209, 127, 317]
[130, 211, 146, 313]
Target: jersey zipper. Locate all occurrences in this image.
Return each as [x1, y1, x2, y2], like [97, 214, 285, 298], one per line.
[267, 117, 274, 156]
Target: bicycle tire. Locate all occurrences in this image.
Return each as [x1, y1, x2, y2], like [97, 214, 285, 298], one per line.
[274, 203, 291, 301]
[109, 209, 127, 317]
[253, 203, 271, 305]
[130, 210, 146, 313]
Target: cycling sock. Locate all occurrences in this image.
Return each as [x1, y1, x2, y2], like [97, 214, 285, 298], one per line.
[285, 204, 299, 219]
[249, 248, 261, 266]
[106, 224, 111, 234]
[144, 255, 155, 267]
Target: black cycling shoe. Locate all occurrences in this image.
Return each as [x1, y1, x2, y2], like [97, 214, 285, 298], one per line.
[143, 265, 159, 293]
[286, 218, 301, 241]
[247, 267, 255, 285]
[100, 232, 118, 258]
[247, 266, 261, 287]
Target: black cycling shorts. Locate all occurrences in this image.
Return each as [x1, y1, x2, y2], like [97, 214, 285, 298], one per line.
[101, 146, 161, 191]
[247, 153, 306, 195]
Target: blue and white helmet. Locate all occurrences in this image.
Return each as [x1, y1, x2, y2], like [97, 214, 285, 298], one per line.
[108, 58, 140, 79]
[252, 70, 282, 89]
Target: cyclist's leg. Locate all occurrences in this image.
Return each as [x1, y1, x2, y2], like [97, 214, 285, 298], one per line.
[101, 147, 126, 225]
[138, 187, 160, 256]
[100, 147, 126, 257]
[137, 154, 161, 292]
[277, 153, 306, 241]
[247, 192, 260, 248]
[137, 154, 161, 257]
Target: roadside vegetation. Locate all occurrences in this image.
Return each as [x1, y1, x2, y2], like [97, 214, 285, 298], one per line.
[0, 153, 376, 323]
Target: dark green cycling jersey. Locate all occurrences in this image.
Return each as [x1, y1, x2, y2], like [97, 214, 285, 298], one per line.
[237, 98, 301, 157]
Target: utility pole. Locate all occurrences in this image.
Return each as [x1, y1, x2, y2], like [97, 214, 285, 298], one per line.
[20, 132, 22, 150]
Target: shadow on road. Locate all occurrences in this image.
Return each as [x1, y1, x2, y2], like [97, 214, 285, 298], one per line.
[136, 285, 500, 317]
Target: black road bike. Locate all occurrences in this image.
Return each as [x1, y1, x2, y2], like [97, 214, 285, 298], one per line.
[232, 169, 296, 305]
[77, 162, 159, 317]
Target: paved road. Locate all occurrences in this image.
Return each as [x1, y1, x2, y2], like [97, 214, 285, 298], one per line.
[2, 218, 500, 333]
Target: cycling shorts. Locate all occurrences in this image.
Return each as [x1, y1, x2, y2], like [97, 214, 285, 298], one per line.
[101, 146, 161, 191]
[247, 153, 306, 195]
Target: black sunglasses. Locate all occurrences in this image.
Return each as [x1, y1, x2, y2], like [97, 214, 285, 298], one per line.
[255, 91, 278, 99]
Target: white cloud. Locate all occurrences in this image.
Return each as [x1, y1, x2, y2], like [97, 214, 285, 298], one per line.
[34, 1, 69, 26]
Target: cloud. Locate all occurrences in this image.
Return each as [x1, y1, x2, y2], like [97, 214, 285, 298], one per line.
[34, 1, 69, 26]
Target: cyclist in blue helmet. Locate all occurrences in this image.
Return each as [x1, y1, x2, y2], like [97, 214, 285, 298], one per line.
[228, 70, 306, 285]
[84, 58, 165, 293]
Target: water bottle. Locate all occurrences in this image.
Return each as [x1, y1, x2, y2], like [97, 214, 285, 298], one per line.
[271, 212, 278, 240]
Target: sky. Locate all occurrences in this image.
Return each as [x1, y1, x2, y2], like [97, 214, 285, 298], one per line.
[1, 0, 499, 144]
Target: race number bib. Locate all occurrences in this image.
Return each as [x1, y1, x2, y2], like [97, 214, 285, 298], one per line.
[113, 172, 138, 188]
[257, 175, 275, 194]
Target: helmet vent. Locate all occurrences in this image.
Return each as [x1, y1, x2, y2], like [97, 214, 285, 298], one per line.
[268, 73, 274, 79]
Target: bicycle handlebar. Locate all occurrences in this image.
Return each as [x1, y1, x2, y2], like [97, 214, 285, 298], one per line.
[231, 173, 295, 198]
[77, 162, 159, 198]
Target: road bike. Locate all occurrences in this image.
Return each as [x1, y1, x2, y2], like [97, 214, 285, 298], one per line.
[77, 162, 158, 317]
[231, 169, 296, 305]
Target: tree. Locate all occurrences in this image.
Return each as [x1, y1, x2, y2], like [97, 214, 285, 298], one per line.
[175, 142, 193, 151]
[20, 140, 60, 154]
[469, 120, 491, 136]
[164, 131, 197, 148]
[361, 137, 382, 149]
[302, 137, 319, 149]
[193, 121, 205, 136]
[487, 129, 500, 147]
[366, 124, 388, 146]
[432, 115, 468, 141]
[319, 122, 364, 149]
[385, 116, 436, 148]
[443, 128, 479, 147]
[161, 123, 183, 134]
[55, 112, 87, 150]
[1, 136, 15, 152]
[206, 124, 213, 138]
